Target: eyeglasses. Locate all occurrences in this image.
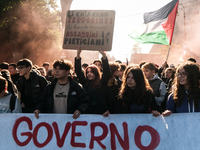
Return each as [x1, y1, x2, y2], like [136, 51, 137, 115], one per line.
[176, 72, 187, 77]
[17, 66, 27, 70]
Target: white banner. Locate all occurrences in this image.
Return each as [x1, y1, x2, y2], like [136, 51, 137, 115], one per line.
[0, 113, 199, 150]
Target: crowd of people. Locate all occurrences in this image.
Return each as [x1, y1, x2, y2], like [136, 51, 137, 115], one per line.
[0, 48, 199, 119]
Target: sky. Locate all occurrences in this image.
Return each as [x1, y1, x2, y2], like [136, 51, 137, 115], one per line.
[57, 0, 172, 62]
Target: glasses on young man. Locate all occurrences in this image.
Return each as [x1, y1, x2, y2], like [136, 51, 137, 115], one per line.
[176, 72, 187, 77]
[17, 66, 27, 70]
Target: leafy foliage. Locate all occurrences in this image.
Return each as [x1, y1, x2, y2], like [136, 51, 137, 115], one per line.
[0, 0, 62, 65]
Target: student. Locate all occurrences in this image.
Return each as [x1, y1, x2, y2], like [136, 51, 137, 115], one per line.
[34, 59, 90, 119]
[82, 63, 89, 70]
[0, 76, 21, 113]
[118, 64, 127, 86]
[142, 62, 166, 113]
[37, 67, 46, 77]
[43, 62, 50, 73]
[0, 62, 9, 70]
[16, 58, 48, 113]
[75, 47, 111, 116]
[116, 66, 159, 116]
[162, 63, 200, 116]
[8, 63, 20, 85]
[105, 62, 121, 114]
[187, 57, 196, 63]
[161, 67, 176, 110]
[46, 68, 55, 82]
[93, 59, 102, 71]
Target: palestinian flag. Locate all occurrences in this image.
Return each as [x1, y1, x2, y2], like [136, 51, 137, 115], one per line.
[129, 0, 179, 45]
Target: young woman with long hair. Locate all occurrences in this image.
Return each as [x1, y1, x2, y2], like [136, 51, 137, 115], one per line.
[163, 63, 200, 116]
[75, 47, 111, 116]
[116, 66, 159, 115]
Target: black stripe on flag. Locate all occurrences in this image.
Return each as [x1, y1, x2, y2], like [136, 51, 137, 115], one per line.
[144, 0, 178, 24]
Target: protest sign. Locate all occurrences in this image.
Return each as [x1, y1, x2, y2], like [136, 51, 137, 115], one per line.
[63, 10, 115, 51]
[0, 113, 199, 150]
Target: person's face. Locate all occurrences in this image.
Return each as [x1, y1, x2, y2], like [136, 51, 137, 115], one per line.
[43, 65, 49, 71]
[94, 62, 101, 70]
[18, 65, 30, 76]
[54, 66, 69, 79]
[51, 69, 55, 76]
[39, 69, 45, 77]
[8, 66, 17, 75]
[126, 72, 136, 89]
[142, 68, 154, 80]
[113, 69, 119, 77]
[86, 68, 95, 80]
[177, 68, 188, 87]
[165, 70, 173, 79]
[119, 69, 124, 79]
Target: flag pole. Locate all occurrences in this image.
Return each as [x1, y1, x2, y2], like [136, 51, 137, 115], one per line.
[165, 0, 179, 62]
[165, 45, 171, 62]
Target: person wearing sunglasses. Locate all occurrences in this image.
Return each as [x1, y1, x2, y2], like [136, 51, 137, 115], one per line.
[162, 63, 200, 116]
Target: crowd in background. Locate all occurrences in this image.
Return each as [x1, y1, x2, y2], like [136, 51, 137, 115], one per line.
[0, 48, 199, 119]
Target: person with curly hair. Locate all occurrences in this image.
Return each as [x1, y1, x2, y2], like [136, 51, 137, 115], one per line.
[163, 63, 200, 116]
[116, 66, 159, 116]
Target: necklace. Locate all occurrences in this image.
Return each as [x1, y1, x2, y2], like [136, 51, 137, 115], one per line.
[58, 82, 68, 92]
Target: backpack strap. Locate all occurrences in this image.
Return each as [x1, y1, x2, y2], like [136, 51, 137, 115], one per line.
[10, 94, 17, 112]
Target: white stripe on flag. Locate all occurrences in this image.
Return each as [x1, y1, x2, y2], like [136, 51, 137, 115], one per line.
[136, 18, 167, 34]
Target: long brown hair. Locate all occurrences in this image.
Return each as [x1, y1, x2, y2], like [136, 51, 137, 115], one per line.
[85, 64, 101, 88]
[173, 63, 200, 109]
[119, 66, 152, 104]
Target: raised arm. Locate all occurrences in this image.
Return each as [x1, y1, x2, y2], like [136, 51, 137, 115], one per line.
[99, 48, 111, 86]
[74, 46, 86, 85]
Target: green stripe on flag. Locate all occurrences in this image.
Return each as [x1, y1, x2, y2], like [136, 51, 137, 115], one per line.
[129, 30, 169, 45]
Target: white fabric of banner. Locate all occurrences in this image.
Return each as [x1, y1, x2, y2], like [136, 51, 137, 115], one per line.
[0, 113, 199, 150]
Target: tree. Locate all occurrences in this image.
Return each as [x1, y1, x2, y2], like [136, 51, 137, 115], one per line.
[0, 0, 62, 65]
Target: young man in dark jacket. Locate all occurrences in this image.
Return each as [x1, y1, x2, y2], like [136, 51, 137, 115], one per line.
[16, 58, 48, 113]
[8, 63, 20, 85]
[34, 59, 90, 119]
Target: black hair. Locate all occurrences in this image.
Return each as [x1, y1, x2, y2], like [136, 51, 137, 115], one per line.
[187, 57, 196, 63]
[43, 62, 50, 67]
[82, 63, 89, 68]
[17, 58, 33, 69]
[115, 60, 122, 64]
[0, 62, 9, 69]
[9, 63, 17, 69]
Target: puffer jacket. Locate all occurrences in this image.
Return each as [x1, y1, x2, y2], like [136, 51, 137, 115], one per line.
[16, 69, 48, 113]
[35, 77, 90, 114]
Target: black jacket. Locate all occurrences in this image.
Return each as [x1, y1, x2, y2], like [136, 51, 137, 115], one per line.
[105, 77, 121, 114]
[16, 70, 48, 113]
[11, 73, 20, 85]
[75, 57, 111, 114]
[35, 77, 90, 114]
[116, 90, 157, 113]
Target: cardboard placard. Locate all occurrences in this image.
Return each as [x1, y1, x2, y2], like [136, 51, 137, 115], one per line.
[63, 10, 115, 51]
